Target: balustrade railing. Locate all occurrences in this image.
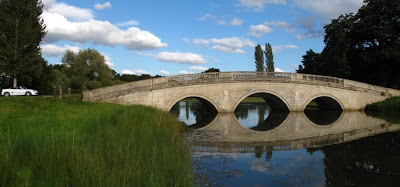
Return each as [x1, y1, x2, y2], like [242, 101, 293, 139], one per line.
[86, 72, 355, 100]
[302, 74, 344, 87]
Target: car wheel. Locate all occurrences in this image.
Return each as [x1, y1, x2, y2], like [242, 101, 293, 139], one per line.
[4, 92, 10, 97]
[26, 92, 31, 96]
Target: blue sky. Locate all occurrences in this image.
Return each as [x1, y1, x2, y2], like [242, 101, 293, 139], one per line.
[41, 0, 364, 76]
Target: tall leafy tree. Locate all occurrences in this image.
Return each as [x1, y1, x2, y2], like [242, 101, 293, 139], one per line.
[297, 0, 400, 88]
[254, 44, 264, 72]
[322, 14, 353, 78]
[350, 0, 400, 87]
[60, 49, 112, 90]
[265, 43, 274, 72]
[297, 49, 323, 75]
[0, 0, 46, 88]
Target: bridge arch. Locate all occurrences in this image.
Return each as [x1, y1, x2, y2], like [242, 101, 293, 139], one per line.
[167, 94, 219, 113]
[233, 91, 290, 112]
[303, 94, 344, 111]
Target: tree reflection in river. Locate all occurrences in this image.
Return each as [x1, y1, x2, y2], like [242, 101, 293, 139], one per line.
[308, 131, 400, 186]
[234, 101, 289, 131]
[170, 99, 217, 129]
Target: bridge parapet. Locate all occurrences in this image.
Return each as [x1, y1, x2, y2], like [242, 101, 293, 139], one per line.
[83, 72, 400, 103]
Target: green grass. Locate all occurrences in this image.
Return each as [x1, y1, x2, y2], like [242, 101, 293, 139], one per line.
[365, 97, 400, 123]
[0, 97, 193, 186]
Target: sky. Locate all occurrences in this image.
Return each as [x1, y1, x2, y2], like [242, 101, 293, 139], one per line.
[40, 0, 364, 76]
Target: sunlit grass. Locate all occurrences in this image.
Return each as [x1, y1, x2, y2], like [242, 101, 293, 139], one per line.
[0, 97, 193, 186]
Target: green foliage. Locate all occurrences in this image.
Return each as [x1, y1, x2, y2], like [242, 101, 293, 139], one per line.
[0, 97, 193, 186]
[204, 68, 220, 73]
[297, 49, 323, 74]
[265, 43, 274, 72]
[0, 0, 50, 93]
[58, 49, 113, 91]
[297, 0, 400, 88]
[254, 44, 264, 72]
[365, 97, 400, 113]
[365, 97, 400, 123]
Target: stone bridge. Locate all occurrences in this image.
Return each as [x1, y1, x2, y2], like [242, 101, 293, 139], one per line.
[82, 72, 400, 112]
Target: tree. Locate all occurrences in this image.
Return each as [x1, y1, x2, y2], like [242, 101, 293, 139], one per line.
[265, 43, 274, 72]
[204, 68, 220, 73]
[60, 49, 112, 90]
[0, 0, 46, 88]
[296, 0, 400, 88]
[297, 49, 323, 75]
[254, 44, 264, 72]
[322, 14, 353, 78]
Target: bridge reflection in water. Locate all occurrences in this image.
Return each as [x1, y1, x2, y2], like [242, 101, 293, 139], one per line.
[187, 111, 400, 152]
[174, 100, 400, 186]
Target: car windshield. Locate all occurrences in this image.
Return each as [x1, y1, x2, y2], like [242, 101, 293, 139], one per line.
[19, 86, 27, 89]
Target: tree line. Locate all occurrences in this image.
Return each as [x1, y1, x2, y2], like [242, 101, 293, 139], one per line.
[297, 0, 400, 89]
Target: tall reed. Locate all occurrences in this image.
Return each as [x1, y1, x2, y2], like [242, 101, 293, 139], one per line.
[0, 97, 193, 186]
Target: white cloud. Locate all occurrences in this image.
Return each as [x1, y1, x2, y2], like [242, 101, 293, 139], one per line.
[160, 70, 170, 75]
[42, 12, 167, 50]
[294, 0, 363, 23]
[121, 69, 150, 75]
[101, 53, 115, 67]
[230, 18, 244, 26]
[248, 21, 294, 37]
[155, 52, 207, 64]
[189, 66, 208, 71]
[41, 44, 81, 57]
[178, 71, 194, 75]
[189, 37, 255, 54]
[248, 24, 273, 37]
[236, 0, 287, 11]
[273, 45, 299, 53]
[198, 13, 216, 21]
[210, 37, 255, 50]
[275, 67, 285, 72]
[265, 21, 295, 33]
[193, 39, 210, 45]
[116, 20, 140, 27]
[295, 30, 324, 40]
[94, 2, 112, 10]
[212, 45, 245, 54]
[44, 1, 92, 21]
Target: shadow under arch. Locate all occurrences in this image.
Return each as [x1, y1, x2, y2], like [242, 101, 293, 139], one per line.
[168, 95, 219, 113]
[234, 92, 290, 132]
[304, 95, 344, 126]
[169, 95, 218, 129]
[234, 91, 290, 112]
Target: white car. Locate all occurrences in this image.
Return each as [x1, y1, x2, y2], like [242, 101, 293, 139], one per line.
[1, 86, 39, 96]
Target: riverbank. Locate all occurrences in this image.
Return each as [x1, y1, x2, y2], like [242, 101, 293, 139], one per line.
[0, 96, 193, 186]
[365, 97, 400, 123]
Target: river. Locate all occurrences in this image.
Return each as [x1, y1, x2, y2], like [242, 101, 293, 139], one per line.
[170, 100, 400, 186]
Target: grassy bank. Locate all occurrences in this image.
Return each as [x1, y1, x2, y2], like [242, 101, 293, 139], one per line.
[365, 97, 400, 123]
[0, 97, 193, 186]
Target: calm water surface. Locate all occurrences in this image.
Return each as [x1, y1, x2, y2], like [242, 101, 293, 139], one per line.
[171, 101, 400, 186]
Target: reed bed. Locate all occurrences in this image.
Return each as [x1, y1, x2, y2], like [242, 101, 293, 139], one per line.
[0, 97, 193, 186]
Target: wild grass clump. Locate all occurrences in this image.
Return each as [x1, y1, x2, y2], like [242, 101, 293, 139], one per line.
[365, 97, 400, 123]
[365, 97, 400, 113]
[0, 97, 193, 186]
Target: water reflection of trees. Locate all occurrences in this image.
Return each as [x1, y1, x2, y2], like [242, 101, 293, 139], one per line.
[307, 132, 400, 186]
[170, 100, 217, 129]
[235, 102, 288, 131]
[255, 146, 273, 161]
